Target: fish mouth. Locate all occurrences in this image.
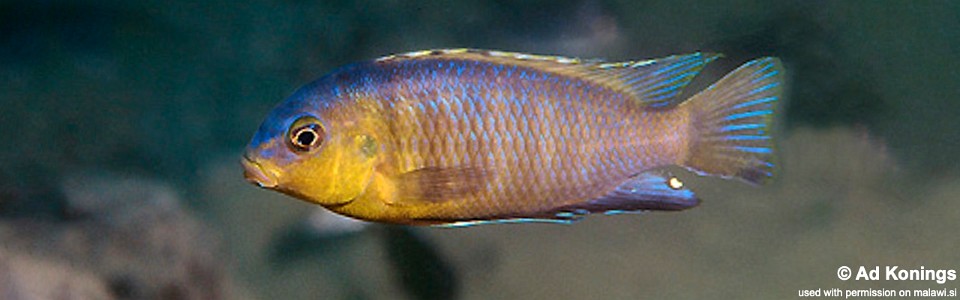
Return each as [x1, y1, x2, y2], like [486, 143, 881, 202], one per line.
[242, 155, 279, 188]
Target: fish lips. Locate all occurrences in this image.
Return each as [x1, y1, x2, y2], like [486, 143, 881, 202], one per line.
[242, 155, 280, 188]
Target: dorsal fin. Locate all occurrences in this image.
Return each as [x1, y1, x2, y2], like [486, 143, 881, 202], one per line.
[580, 53, 722, 107]
[375, 49, 720, 107]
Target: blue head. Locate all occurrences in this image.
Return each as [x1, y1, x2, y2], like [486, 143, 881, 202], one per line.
[240, 66, 384, 206]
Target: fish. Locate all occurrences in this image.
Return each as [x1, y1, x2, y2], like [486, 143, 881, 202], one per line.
[241, 48, 784, 226]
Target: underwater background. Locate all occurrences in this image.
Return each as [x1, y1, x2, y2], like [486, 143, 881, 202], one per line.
[1, 0, 959, 299]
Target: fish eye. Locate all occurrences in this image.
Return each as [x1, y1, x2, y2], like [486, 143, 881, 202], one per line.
[287, 117, 325, 152]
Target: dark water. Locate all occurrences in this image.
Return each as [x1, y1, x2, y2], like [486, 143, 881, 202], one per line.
[1, 1, 958, 299]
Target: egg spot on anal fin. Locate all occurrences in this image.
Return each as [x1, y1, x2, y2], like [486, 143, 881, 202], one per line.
[668, 176, 684, 190]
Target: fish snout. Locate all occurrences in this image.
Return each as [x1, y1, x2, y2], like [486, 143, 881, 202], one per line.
[242, 155, 280, 188]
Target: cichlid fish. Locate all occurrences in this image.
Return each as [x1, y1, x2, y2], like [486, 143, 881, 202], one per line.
[242, 49, 783, 226]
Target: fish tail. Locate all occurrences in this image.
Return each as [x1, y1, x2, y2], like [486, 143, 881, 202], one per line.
[681, 57, 784, 184]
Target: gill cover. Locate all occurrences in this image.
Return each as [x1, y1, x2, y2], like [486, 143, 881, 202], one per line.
[280, 130, 379, 206]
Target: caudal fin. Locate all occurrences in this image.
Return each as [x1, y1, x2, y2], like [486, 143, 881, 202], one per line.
[681, 57, 784, 184]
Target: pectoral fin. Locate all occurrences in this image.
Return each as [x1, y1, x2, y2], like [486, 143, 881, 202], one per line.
[396, 166, 490, 204]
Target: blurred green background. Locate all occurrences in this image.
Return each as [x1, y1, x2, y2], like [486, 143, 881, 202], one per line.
[1, 1, 958, 299]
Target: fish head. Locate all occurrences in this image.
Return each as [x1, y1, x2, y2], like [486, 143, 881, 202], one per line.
[242, 81, 380, 207]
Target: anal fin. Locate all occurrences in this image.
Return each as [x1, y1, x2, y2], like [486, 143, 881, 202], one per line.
[555, 171, 701, 216]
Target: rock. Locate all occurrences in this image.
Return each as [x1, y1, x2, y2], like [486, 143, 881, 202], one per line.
[0, 248, 113, 300]
[0, 172, 251, 300]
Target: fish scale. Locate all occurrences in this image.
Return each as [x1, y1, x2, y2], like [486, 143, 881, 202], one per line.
[404, 61, 624, 216]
